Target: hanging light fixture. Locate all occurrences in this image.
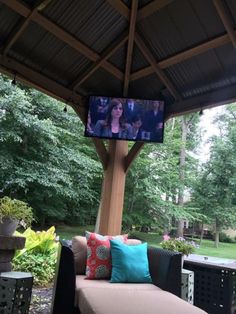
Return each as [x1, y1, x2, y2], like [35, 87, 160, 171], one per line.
[11, 74, 16, 86]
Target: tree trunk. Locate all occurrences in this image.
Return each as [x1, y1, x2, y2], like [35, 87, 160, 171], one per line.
[215, 218, 220, 248]
[199, 221, 204, 246]
[177, 116, 187, 238]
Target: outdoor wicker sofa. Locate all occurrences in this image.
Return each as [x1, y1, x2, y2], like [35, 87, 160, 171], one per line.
[51, 240, 206, 314]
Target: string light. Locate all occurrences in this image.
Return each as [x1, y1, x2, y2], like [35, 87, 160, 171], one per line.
[11, 74, 16, 86]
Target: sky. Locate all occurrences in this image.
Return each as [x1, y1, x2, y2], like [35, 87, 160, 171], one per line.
[197, 105, 226, 162]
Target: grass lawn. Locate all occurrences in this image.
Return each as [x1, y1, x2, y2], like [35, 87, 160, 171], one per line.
[55, 225, 94, 239]
[56, 226, 236, 260]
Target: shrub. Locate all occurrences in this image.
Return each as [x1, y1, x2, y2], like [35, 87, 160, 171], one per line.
[160, 235, 197, 256]
[0, 196, 33, 227]
[219, 232, 234, 243]
[13, 226, 58, 286]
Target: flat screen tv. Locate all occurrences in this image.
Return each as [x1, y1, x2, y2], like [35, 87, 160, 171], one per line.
[84, 96, 165, 143]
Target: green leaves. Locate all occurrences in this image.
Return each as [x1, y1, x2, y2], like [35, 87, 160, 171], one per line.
[0, 74, 101, 224]
[13, 226, 58, 286]
[0, 196, 33, 226]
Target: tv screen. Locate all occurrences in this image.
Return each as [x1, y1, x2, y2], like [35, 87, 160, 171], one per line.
[85, 96, 165, 143]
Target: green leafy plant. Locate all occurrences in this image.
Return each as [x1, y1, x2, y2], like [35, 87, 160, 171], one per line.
[160, 235, 196, 256]
[13, 226, 59, 286]
[0, 196, 33, 227]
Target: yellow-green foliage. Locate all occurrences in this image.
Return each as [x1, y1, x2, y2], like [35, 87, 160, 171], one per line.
[13, 226, 59, 286]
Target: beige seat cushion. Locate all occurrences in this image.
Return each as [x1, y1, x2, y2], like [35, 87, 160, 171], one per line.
[76, 275, 160, 292]
[78, 287, 207, 314]
[75, 275, 160, 306]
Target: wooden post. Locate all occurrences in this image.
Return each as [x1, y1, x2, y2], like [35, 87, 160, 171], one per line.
[97, 140, 128, 235]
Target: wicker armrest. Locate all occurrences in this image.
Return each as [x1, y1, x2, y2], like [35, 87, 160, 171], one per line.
[51, 240, 77, 314]
[148, 246, 182, 297]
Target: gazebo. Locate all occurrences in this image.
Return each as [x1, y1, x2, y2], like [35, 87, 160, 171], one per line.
[1, 0, 236, 235]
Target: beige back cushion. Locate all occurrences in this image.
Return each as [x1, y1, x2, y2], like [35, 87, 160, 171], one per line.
[72, 236, 142, 275]
[72, 236, 87, 275]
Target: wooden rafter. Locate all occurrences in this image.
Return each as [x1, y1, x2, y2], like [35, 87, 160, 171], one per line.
[135, 33, 181, 100]
[137, 0, 174, 21]
[106, 0, 173, 21]
[131, 32, 231, 81]
[71, 104, 109, 170]
[166, 84, 236, 119]
[3, 0, 51, 56]
[105, 0, 130, 19]
[212, 0, 236, 49]
[0, 53, 81, 108]
[1, 0, 123, 81]
[123, 0, 138, 96]
[71, 32, 128, 91]
[124, 142, 144, 173]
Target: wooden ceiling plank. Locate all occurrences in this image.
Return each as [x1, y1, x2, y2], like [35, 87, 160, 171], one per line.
[130, 33, 230, 81]
[71, 32, 128, 90]
[1, 0, 123, 81]
[135, 32, 181, 100]
[212, 0, 236, 49]
[137, 0, 174, 21]
[123, 0, 138, 96]
[3, 0, 50, 56]
[105, 0, 130, 19]
[124, 142, 144, 173]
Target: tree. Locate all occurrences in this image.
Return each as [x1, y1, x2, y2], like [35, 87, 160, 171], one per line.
[0, 75, 102, 226]
[123, 114, 201, 233]
[191, 105, 236, 247]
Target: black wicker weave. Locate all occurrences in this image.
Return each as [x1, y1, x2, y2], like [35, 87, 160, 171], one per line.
[51, 241, 182, 314]
[184, 261, 236, 314]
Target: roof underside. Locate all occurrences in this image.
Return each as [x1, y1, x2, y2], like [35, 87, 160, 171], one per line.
[1, 0, 236, 121]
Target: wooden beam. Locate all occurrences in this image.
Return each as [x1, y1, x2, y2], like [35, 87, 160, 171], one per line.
[124, 142, 144, 172]
[123, 0, 138, 96]
[98, 140, 128, 235]
[1, 0, 123, 81]
[106, 0, 174, 21]
[166, 84, 236, 119]
[71, 32, 128, 90]
[0, 53, 82, 105]
[137, 0, 174, 21]
[105, 0, 130, 19]
[135, 32, 181, 100]
[71, 104, 109, 170]
[3, 0, 51, 56]
[212, 0, 236, 49]
[131, 32, 230, 81]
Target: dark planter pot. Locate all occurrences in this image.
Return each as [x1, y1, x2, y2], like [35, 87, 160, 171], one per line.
[0, 217, 18, 236]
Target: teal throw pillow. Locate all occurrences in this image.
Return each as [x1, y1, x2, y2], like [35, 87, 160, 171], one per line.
[110, 239, 152, 283]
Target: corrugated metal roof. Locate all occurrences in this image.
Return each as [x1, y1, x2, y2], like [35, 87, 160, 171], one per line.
[0, 4, 21, 46]
[1, 0, 236, 116]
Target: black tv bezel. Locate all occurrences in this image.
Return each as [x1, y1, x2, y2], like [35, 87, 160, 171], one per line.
[84, 95, 166, 144]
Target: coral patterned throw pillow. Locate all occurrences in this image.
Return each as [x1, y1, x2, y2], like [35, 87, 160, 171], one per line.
[85, 231, 128, 279]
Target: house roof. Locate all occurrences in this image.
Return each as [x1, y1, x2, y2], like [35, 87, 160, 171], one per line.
[1, 0, 236, 120]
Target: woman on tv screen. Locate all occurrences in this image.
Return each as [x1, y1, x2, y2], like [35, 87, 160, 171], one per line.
[93, 98, 132, 139]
